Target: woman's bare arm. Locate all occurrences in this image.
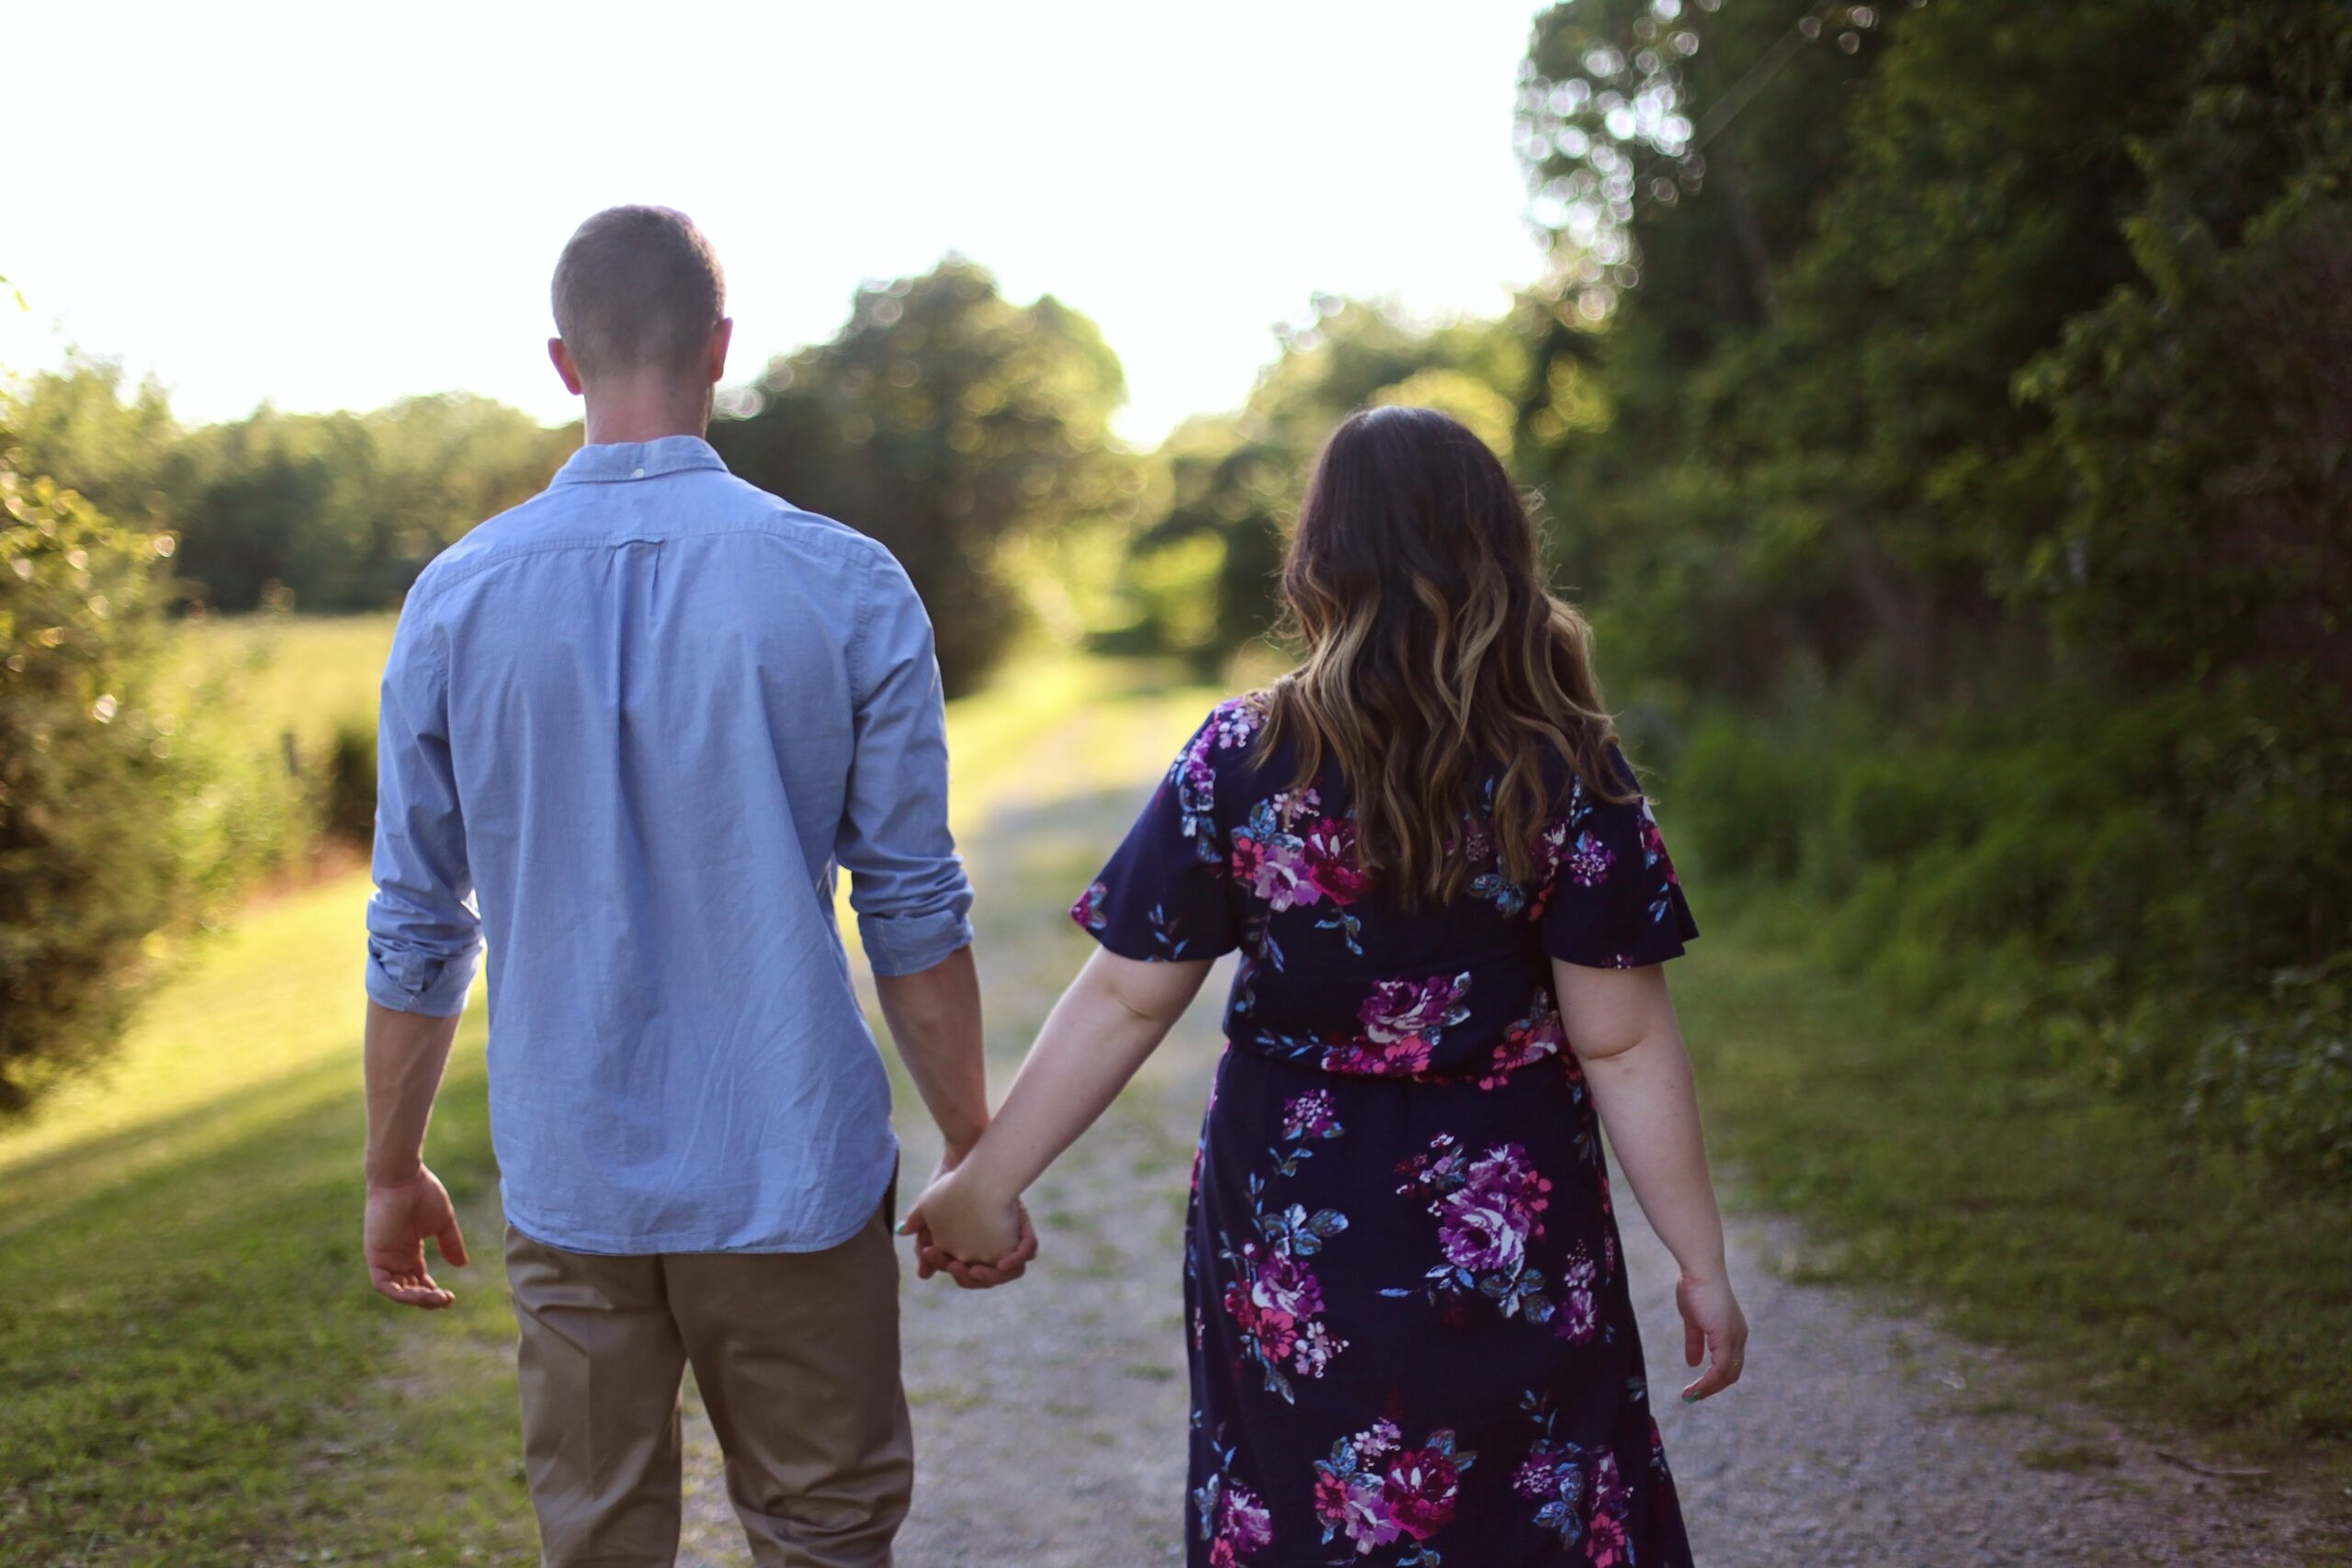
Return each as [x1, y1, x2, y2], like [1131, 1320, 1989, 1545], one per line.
[905, 948, 1212, 1269]
[1554, 959, 1747, 1400]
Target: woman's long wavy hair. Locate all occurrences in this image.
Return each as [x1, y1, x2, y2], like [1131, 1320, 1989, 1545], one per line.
[1257, 405, 1628, 906]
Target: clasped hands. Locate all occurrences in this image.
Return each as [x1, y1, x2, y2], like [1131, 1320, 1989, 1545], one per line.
[900, 1148, 1036, 1289]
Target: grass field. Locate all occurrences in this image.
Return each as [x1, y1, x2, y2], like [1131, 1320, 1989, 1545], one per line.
[175, 613, 399, 760]
[1, 623, 2346, 1562]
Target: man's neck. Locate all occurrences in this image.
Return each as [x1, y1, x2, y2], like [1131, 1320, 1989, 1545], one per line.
[580, 380, 711, 446]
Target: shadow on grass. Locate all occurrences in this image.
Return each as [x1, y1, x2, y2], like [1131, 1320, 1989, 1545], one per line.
[0, 1039, 528, 1566]
[0, 1055, 358, 1245]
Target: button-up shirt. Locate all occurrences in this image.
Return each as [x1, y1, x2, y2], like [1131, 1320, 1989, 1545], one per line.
[365, 435, 972, 1254]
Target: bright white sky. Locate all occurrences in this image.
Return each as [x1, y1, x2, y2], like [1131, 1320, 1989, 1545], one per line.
[6, 1, 1553, 448]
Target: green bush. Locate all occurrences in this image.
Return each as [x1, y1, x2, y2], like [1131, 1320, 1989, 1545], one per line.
[1664, 682, 2352, 1179]
[0, 418, 234, 1113]
[2187, 961, 2352, 1178]
[321, 716, 377, 846]
[1668, 708, 1816, 882]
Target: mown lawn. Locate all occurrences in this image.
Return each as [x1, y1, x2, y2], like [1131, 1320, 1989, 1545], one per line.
[0, 874, 526, 1566]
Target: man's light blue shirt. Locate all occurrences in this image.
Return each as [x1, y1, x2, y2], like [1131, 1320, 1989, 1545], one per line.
[365, 435, 973, 1254]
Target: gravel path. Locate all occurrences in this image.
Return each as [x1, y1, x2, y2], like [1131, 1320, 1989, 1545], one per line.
[662, 741, 2334, 1568]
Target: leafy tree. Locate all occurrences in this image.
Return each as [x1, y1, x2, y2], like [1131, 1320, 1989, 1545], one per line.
[2018, 8, 2352, 704]
[1518, 0, 2192, 697]
[6, 359, 186, 529]
[710, 258, 1134, 694]
[171, 407, 377, 611]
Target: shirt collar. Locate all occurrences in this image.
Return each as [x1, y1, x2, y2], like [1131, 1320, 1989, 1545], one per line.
[551, 434, 729, 485]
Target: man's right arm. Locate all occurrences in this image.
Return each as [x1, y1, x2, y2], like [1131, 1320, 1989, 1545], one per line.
[835, 546, 976, 980]
[872, 946, 988, 1163]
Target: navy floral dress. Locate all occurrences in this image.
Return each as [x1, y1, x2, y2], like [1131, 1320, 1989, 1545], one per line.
[1072, 694, 1702, 1567]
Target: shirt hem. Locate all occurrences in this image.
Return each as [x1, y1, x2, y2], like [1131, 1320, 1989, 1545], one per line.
[500, 1156, 898, 1257]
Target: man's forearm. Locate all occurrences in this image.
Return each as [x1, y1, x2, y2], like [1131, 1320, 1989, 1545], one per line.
[364, 999, 462, 1186]
[873, 944, 989, 1154]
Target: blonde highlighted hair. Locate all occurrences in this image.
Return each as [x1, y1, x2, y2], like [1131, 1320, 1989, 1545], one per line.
[1258, 405, 1627, 905]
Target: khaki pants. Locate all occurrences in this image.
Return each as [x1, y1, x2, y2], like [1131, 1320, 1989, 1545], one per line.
[503, 1201, 912, 1568]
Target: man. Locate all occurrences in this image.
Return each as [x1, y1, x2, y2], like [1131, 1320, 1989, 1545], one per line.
[361, 204, 1031, 1567]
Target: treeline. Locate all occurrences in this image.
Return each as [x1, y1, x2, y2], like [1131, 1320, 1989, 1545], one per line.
[9, 369, 577, 615]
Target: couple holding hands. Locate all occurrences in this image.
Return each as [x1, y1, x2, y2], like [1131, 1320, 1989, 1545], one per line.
[361, 205, 1744, 1568]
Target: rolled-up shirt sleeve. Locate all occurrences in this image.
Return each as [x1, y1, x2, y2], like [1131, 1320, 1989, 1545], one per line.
[365, 597, 482, 1017]
[836, 546, 976, 976]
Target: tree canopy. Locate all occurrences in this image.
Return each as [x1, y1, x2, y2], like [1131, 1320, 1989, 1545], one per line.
[709, 258, 1137, 694]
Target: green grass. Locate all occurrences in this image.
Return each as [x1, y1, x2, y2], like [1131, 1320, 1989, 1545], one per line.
[9, 631, 2349, 1558]
[0, 877, 530, 1565]
[0, 647, 1216, 1565]
[175, 613, 398, 760]
[1675, 905, 2352, 1491]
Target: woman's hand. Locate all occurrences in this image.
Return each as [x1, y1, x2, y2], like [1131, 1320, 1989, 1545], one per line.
[1675, 1270, 1747, 1401]
[902, 1164, 1033, 1287]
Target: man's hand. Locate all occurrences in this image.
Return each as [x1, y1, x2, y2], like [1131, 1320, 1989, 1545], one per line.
[363, 1001, 466, 1307]
[364, 1168, 469, 1309]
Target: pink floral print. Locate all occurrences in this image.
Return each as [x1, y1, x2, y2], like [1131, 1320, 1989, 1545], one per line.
[1385, 1134, 1581, 1328]
[1511, 1393, 1649, 1562]
[1194, 1432, 1274, 1564]
[1312, 1417, 1476, 1563]
[1215, 1094, 1351, 1402]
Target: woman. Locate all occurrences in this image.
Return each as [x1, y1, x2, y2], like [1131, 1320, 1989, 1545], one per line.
[910, 405, 1745, 1565]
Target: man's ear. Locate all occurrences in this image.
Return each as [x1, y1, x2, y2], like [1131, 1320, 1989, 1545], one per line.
[707, 319, 734, 387]
[549, 338, 584, 396]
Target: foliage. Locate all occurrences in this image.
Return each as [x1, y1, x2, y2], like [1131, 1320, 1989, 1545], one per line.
[2016, 10, 2352, 700]
[4, 357, 185, 527]
[322, 716, 378, 845]
[1677, 917, 2352, 1471]
[0, 396, 225, 1114]
[710, 258, 1137, 694]
[1515, 0, 2352, 1177]
[1122, 300, 1530, 668]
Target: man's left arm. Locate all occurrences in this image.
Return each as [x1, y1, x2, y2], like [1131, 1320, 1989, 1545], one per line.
[362, 602, 482, 1309]
[364, 1002, 469, 1307]
[833, 547, 1035, 1283]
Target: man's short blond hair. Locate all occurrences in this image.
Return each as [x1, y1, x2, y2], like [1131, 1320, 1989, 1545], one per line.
[550, 206, 726, 379]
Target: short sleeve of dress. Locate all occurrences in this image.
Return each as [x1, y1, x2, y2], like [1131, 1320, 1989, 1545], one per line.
[1538, 745, 1700, 969]
[1069, 701, 1252, 962]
